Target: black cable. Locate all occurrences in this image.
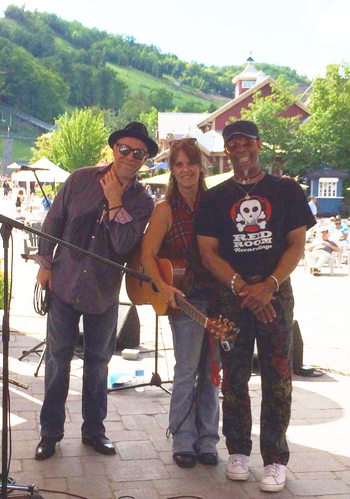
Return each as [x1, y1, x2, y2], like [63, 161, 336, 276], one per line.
[40, 489, 89, 499]
[167, 496, 205, 499]
[166, 384, 197, 440]
[33, 282, 49, 316]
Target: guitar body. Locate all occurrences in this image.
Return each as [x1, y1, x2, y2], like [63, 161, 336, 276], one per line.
[126, 244, 239, 345]
[126, 245, 186, 315]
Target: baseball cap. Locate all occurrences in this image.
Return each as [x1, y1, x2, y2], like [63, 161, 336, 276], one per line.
[223, 120, 259, 145]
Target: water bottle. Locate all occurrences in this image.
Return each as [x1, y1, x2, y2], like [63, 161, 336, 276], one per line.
[135, 363, 145, 392]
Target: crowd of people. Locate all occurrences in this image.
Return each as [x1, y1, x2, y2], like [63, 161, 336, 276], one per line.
[28, 119, 319, 495]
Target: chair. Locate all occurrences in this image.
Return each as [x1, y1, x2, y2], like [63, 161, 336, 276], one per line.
[304, 248, 336, 276]
[22, 222, 42, 261]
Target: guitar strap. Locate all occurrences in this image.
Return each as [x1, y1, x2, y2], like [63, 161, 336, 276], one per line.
[209, 334, 221, 387]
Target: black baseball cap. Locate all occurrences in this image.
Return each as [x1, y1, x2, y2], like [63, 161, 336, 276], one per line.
[223, 120, 259, 145]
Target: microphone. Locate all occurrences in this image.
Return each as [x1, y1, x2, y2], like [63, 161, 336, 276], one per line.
[20, 166, 49, 171]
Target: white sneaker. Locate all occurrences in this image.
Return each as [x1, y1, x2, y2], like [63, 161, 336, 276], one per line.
[260, 463, 286, 492]
[226, 454, 250, 481]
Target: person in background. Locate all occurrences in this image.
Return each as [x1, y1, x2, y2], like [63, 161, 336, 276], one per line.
[142, 138, 221, 469]
[34, 122, 157, 461]
[3, 179, 11, 199]
[15, 189, 25, 212]
[306, 227, 340, 275]
[196, 120, 315, 492]
[42, 193, 52, 211]
[308, 196, 317, 217]
[330, 217, 348, 264]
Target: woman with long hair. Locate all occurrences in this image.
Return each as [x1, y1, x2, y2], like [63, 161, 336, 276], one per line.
[142, 138, 220, 468]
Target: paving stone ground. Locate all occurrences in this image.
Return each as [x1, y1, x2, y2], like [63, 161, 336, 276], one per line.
[0, 226, 349, 499]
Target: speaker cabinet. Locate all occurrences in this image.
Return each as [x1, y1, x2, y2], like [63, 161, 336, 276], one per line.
[77, 302, 140, 352]
[116, 302, 140, 350]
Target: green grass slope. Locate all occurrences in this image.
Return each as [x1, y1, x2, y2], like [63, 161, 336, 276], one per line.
[108, 63, 224, 110]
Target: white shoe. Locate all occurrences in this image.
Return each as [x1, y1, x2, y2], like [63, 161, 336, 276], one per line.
[260, 463, 286, 492]
[226, 454, 250, 481]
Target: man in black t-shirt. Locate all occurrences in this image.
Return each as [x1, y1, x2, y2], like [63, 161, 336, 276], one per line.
[196, 121, 315, 492]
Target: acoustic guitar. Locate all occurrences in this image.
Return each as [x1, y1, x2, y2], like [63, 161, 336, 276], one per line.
[125, 246, 239, 344]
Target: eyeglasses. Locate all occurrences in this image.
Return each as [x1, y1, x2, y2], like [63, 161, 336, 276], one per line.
[169, 138, 197, 148]
[225, 137, 257, 149]
[115, 143, 147, 160]
[335, 222, 341, 225]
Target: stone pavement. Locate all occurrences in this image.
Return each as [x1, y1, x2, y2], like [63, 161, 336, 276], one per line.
[0, 228, 349, 499]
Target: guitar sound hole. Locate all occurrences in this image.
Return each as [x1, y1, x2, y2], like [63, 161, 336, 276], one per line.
[151, 283, 159, 294]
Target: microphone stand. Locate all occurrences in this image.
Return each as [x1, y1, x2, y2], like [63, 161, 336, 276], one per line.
[20, 167, 49, 206]
[0, 214, 150, 498]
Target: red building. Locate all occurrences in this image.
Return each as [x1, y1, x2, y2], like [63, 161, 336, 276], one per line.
[197, 60, 309, 136]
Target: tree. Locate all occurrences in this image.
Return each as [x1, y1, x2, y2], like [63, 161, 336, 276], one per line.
[149, 88, 174, 112]
[240, 76, 303, 172]
[30, 133, 55, 164]
[0, 38, 68, 121]
[138, 107, 158, 140]
[31, 108, 108, 171]
[299, 63, 350, 171]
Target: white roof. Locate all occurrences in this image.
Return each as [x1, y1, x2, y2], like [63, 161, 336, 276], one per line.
[232, 62, 259, 83]
[158, 112, 209, 139]
[154, 129, 225, 162]
[191, 130, 224, 154]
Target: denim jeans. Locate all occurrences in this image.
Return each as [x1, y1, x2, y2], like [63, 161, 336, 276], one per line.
[168, 287, 220, 455]
[40, 292, 118, 438]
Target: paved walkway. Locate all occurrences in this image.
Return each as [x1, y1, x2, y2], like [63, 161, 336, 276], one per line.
[0, 227, 349, 499]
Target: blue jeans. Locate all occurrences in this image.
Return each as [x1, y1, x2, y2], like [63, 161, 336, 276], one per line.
[40, 292, 118, 438]
[168, 288, 220, 455]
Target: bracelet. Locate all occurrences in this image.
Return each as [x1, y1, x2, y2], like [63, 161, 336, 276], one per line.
[268, 274, 279, 293]
[108, 204, 123, 212]
[230, 273, 240, 295]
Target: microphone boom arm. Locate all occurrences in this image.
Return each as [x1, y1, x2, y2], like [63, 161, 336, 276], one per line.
[0, 214, 151, 282]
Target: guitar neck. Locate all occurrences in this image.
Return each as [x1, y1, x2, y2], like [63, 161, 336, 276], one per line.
[174, 294, 208, 329]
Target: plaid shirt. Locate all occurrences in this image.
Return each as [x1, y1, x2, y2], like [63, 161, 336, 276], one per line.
[163, 190, 199, 260]
[163, 189, 213, 292]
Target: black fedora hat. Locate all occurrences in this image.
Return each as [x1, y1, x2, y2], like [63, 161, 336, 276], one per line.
[108, 121, 158, 158]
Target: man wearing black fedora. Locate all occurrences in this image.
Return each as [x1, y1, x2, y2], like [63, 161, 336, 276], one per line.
[35, 122, 157, 460]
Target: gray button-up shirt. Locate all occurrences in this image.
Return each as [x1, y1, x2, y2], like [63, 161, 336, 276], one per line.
[37, 164, 154, 314]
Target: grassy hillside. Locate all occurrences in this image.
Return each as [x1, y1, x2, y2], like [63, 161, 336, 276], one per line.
[108, 64, 224, 110]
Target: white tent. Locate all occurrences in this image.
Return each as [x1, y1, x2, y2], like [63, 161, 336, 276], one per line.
[11, 157, 70, 183]
[143, 170, 234, 188]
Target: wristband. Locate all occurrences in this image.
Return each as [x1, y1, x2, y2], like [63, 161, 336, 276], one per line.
[268, 274, 279, 293]
[230, 273, 240, 295]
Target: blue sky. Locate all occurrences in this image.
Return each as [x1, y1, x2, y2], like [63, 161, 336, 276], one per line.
[2, 0, 350, 80]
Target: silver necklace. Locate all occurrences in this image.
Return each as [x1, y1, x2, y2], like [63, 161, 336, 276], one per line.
[232, 173, 264, 200]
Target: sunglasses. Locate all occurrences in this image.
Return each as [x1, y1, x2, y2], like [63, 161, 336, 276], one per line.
[225, 137, 258, 149]
[115, 143, 147, 160]
[169, 138, 197, 148]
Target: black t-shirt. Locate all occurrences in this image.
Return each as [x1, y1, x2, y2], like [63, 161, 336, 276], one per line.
[195, 174, 315, 280]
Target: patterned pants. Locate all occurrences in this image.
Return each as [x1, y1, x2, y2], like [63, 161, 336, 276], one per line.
[212, 279, 294, 466]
